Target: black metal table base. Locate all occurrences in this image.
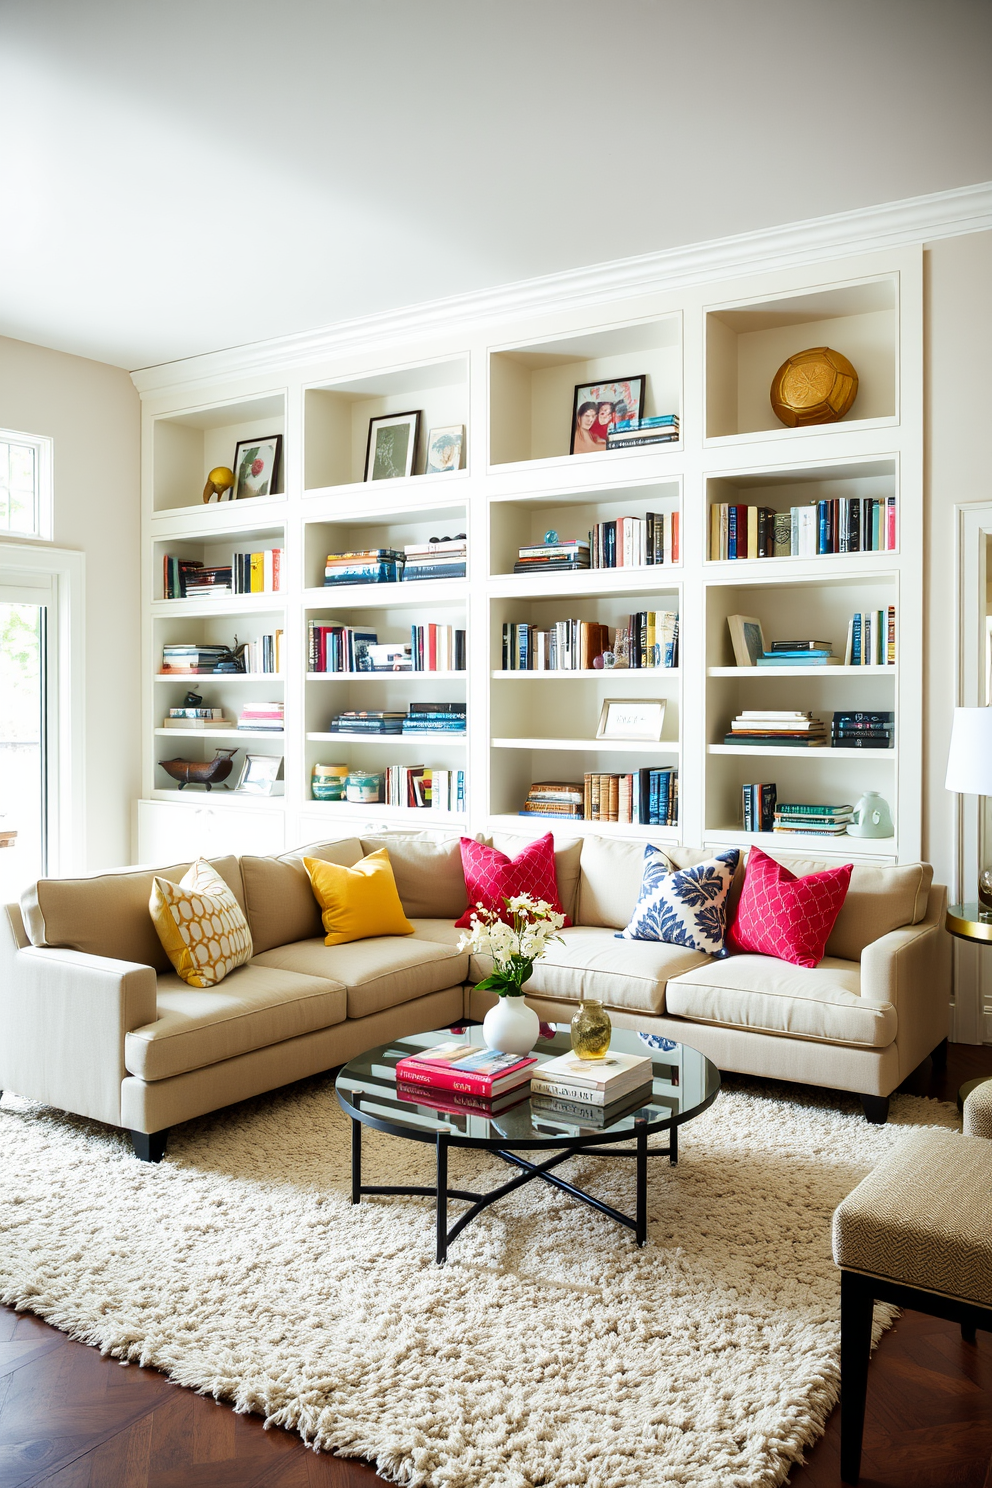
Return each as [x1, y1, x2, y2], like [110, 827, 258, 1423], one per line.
[349, 1113, 677, 1263]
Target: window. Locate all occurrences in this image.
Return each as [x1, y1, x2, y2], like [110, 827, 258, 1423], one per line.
[0, 428, 53, 540]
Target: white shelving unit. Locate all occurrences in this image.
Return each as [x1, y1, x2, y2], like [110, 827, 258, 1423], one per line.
[137, 245, 922, 865]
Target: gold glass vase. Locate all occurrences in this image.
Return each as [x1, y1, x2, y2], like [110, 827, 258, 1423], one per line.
[570, 999, 612, 1060]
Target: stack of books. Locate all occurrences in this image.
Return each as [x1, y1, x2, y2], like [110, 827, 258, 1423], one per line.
[773, 802, 853, 836]
[237, 701, 284, 733]
[590, 513, 679, 568]
[329, 710, 405, 736]
[395, 1042, 537, 1114]
[232, 548, 282, 593]
[831, 711, 894, 749]
[239, 632, 282, 673]
[742, 782, 777, 832]
[709, 496, 898, 560]
[162, 707, 234, 731]
[583, 768, 678, 826]
[530, 1049, 654, 1121]
[757, 640, 839, 668]
[724, 711, 827, 746]
[382, 766, 466, 812]
[402, 538, 466, 581]
[501, 613, 678, 671]
[401, 703, 466, 736]
[513, 538, 590, 574]
[410, 624, 466, 671]
[844, 608, 896, 665]
[519, 782, 585, 820]
[160, 643, 233, 675]
[605, 414, 679, 451]
[307, 622, 377, 672]
[164, 560, 234, 599]
[323, 549, 404, 586]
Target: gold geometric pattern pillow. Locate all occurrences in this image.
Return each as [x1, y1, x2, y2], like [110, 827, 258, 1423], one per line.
[148, 858, 253, 987]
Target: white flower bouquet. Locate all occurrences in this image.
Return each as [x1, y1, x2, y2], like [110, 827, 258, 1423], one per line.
[457, 894, 565, 997]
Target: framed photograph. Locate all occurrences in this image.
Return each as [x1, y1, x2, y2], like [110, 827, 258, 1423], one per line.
[570, 375, 646, 455]
[425, 424, 464, 475]
[727, 614, 766, 668]
[365, 411, 421, 481]
[233, 435, 282, 500]
[596, 698, 667, 741]
[234, 753, 283, 796]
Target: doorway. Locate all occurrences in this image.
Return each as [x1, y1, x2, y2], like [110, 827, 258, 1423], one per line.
[0, 577, 51, 902]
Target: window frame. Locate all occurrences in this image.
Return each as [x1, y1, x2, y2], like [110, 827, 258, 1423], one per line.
[0, 427, 54, 541]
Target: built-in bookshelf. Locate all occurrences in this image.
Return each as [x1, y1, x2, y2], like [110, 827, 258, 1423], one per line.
[137, 245, 922, 865]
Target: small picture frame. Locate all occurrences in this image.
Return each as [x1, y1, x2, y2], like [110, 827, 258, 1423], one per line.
[570, 376, 646, 454]
[596, 699, 667, 741]
[365, 411, 421, 481]
[727, 614, 766, 668]
[425, 424, 464, 475]
[233, 435, 282, 500]
[234, 753, 283, 796]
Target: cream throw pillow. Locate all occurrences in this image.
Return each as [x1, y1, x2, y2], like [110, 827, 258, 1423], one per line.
[149, 858, 253, 987]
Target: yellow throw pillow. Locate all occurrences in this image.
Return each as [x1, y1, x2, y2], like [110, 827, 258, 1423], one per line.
[303, 848, 414, 946]
[149, 858, 253, 987]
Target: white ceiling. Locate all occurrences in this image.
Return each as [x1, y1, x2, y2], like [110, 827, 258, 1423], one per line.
[2, 0, 990, 372]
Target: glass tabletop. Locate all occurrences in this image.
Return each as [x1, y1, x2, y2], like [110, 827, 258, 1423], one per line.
[335, 1023, 720, 1149]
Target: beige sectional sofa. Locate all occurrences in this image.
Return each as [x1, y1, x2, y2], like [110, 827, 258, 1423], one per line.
[0, 831, 951, 1159]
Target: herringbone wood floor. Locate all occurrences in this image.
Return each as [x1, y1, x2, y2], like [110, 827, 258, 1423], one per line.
[1, 1045, 990, 1488]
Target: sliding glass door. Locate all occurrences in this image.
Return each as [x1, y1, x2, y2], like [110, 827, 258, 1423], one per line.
[0, 577, 51, 903]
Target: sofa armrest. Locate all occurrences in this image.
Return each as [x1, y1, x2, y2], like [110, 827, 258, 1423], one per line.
[858, 884, 950, 1074]
[964, 1080, 992, 1140]
[0, 928, 158, 1128]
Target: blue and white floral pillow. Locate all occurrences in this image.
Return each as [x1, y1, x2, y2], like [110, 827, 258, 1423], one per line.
[616, 846, 740, 954]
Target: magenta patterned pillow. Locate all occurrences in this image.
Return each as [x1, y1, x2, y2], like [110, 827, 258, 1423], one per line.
[454, 834, 571, 928]
[726, 848, 852, 968]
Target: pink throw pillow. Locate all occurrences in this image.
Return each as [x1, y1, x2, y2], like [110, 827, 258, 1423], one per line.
[726, 847, 852, 968]
[454, 834, 571, 928]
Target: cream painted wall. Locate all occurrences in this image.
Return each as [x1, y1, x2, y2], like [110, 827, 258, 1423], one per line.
[923, 230, 992, 894]
[0, 334, 140, 871]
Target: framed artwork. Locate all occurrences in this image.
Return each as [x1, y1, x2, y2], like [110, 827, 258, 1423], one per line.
[570, 376, 646, 454]
[233, 435, 282, 500]
[425, 425, 464, 474]
[596, 699, 667, 741]
[727, 614, 766, 667]
[365, 411, 421, 481]
[234, 753, 283, 796]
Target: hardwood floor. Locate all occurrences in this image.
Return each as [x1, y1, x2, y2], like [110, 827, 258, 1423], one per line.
[1, 1045, 990, 1488]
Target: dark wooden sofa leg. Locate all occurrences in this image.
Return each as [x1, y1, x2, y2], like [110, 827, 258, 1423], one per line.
[931, 1037, 949, 1072]
[129, 1128, 169, 1163]
[963, 1321, 978, 1344]
[860, 1094, 890, 1124]
[840, 1270, 874, 1485]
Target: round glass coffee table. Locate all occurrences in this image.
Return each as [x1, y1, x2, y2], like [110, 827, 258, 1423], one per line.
[335, 1023, 720, 1263]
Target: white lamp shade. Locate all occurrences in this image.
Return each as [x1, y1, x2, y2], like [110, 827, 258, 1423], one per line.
[944, 707, 992, 794]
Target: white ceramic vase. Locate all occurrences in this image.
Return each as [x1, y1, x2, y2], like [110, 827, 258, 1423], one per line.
[482, 994, 540, 1056]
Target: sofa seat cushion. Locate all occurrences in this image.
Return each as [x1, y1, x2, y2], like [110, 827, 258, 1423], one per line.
[666, 955, 897, 1048]
[471, 926, 711, 1015]
[407, 918, 468, 947]
[126, 964, 347, 1081]
[250, 936, 469, 1019]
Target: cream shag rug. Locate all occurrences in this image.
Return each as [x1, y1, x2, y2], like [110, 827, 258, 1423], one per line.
[0, 1077, 959, 1488]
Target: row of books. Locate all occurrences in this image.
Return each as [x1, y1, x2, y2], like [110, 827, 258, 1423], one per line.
[327, 703, 466, 737]
[231, 548, 282, 594]
[517, 770, 678, 826]
[381, 766, 465, 812]
[323, 539, 466, 587]
[163, 550, 283, 600]
[725, 710, 895, 749]
[845, 609, 896, 666]
[305, 622, 467, 674]
[741, 786, 857, 836]
[500, 613, 678, 671]
[605, 414, 679, 452]
[238, 701, 284, 733]
[589, 512, 679, 568]
[159, 636, 283, 675]
[708, 497, 897, 561]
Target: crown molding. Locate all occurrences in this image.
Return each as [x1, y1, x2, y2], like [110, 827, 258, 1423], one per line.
[132, 181, 992, 397]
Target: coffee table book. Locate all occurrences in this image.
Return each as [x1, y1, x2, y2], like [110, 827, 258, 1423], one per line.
[394, 1042, 537, 1097]
[530, 1049, 652, 1105]
[530, 1085, 655, 1128]
[396, 1081, 530, 1119]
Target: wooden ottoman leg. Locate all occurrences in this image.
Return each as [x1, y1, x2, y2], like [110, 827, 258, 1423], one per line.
[840, 1269, 874, 1485]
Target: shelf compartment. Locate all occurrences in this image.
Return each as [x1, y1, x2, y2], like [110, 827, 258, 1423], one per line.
[702, 828, 898, 863]
[153, 524, 286, 603]
[705, 275, 897, 441]
[304, 501, 466, 589]
[707, 745, 895, 758]
[153, 393, 286, 513]
[493, 737, 679, 754]
[304, 356, 468, 490]
[489, 478, 680, 578]
[489, 315, 681, 467]
[492, 668, 678, 681]
[489, 742, 679, 830]
[705, 571, 896, 671]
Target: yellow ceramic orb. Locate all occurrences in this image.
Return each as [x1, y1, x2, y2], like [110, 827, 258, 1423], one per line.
[770, 346, 859, 428]
[208, 466, 235, 489]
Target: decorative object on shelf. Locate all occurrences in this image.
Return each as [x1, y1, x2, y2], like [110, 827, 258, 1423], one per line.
[544, 529, 558, 545]
[345, 771, 381, 803]
[234, 753, 283, 796]
[847, 791, 894, 839]
[158, 748, 238, 790]
[944, 707, 992, 906]
[365, 410, 421, 481]
[596, 698, 666, 742]
[201, 465, 235, 504]
[727, 614, 766, 667]
[570, 375, 645, 454]
[232, 435, 282, 499]
[570, 999, 612, 1060]
[769, 346, 858, 428]
[425, 424, 463, 474]
[312, 763, 348, 802]
[456, 893, 566, 1055]
[182, 690, 204, 707]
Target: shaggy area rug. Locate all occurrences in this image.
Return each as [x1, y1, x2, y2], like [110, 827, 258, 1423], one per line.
[0, 1077, 959, 1488]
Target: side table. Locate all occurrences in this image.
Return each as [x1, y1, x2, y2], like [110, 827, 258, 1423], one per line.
[944, 903, 992, 1112]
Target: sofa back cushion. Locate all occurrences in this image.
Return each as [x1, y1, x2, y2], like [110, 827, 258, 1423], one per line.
[752, 853, 933, 959]
[490, 832, 583, 923]
[576, 838, 730, 930]
[241, 839, 364, 954]
[20, 855, 245, 972]
[360, 834, 469, 919]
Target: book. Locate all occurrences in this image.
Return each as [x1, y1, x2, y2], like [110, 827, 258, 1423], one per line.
[395, 1044, 537, 1096]
[530, 1050, 651, 1103]
[775, 802, 853, 817]
[395, 1081, 530, 1118]
[529, 1084, 655, 1128]
[770, 640, 833, 652]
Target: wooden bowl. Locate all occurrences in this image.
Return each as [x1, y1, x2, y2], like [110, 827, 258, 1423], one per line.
[158, 748, 238, 790]
[770, 346, 858, 427]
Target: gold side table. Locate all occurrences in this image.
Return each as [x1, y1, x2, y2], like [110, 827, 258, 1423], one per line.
[945, 904, 992, 1113]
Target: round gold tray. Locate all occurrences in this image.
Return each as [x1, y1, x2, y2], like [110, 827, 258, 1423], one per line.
[945, 903, 992, 943]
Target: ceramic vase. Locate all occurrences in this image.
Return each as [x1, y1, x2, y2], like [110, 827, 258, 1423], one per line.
[481, 993, 540, 1056]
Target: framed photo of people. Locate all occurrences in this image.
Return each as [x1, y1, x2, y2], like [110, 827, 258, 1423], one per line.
[570, 376, 645, 454]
